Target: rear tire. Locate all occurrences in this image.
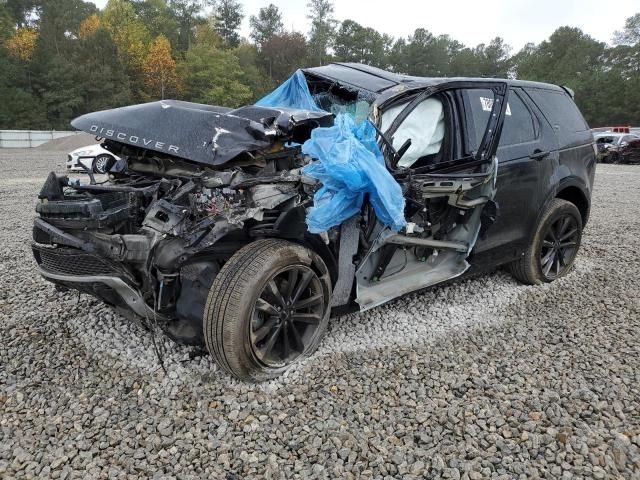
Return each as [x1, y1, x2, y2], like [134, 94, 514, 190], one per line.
[203, 239, 331, 382]
[508, 199, 582, 285]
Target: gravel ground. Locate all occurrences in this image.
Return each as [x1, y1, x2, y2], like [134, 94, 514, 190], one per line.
[1, 150, 639, 479]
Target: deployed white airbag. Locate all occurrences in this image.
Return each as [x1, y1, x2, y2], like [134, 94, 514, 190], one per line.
[380, 97, 445, 167]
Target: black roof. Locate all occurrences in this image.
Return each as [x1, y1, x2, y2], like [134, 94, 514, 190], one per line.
[303, 62, 564, 95]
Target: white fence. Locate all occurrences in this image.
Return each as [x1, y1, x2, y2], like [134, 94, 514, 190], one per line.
[0, 130, 82, 148]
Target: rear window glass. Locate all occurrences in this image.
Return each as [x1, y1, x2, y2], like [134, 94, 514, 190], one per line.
[462, 89, 496, 153]
[499, 91, 537, 146]
[527, 89, 588, 133]
[463, 89, 537, 151]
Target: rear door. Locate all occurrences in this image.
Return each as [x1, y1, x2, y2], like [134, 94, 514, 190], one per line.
[463, 87, 558, 260]
[524, 87, 595, 212]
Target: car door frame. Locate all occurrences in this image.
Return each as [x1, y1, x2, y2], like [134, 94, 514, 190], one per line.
[373, 80, 510, 174]
[471, 86, 560, 265]
[352, 80, 511, 311]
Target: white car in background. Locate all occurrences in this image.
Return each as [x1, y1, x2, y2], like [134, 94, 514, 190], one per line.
[593, 131, 640, 162]
[67, 144, 119, 174]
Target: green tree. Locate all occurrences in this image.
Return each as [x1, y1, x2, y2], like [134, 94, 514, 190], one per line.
[102, 0, 151, 69]
[177, 43, 252, 106]
[0, 9, 46, 128]
[512, 27, 606, 125]
[5, 0, 40, 27]
[38, 0, 97, 57]
[513, 27, 604, 86]
[334, 19, 391, 68]
[214, 0, 243, 48]
[470, 37, 511, 77]
[193, 16, 223, 47]
[614, 13, 640, 45]
[233, 42, 274, 100]
[31, 54, 85, 128]
[389, 29, 465, 76]
[249, 3, 283, 48]
[0, 2, 15, 37]
[102, 0, 151, 99]
[169, 0, 209, 51]
[73, 25, 132, 114]
[2, 0, 132, 129]
[261, 31, 308, 83]
[131, 0, 180, 49]
[306, 0, 336, 65]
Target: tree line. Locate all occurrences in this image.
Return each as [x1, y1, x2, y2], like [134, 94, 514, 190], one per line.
[1, 0, 639, 130]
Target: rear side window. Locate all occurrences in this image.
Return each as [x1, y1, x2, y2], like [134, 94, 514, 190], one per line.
[527, 89, 589, 133]
[462, 88, 537, 151]
[499, 91, 537, 146]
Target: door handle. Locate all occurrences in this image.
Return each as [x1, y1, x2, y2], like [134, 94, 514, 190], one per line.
[530, 149, 550, 160]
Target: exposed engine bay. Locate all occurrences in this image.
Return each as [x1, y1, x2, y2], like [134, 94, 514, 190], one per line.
[33, 138, 322, 345]
[32, 66, 506, 351]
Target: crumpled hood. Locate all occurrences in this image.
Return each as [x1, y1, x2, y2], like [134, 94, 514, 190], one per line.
[70, 100, 334, 166]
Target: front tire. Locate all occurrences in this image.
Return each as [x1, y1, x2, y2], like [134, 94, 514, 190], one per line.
[509, 199, 582, 285]
[610, 151, 620, 164]
[203, 239, 331, 382]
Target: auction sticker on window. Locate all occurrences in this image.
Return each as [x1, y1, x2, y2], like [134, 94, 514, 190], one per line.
[480, 97, 511, 115]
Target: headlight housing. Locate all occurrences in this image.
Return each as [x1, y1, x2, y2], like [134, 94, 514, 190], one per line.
[73, 150, 93, 156]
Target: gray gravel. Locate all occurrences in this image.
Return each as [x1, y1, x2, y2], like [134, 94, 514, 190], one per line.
[1, 150, 639, 479]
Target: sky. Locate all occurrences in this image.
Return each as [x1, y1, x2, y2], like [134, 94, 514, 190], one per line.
[88, 0, 638, 51]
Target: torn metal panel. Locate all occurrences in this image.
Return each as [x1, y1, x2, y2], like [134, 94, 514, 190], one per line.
[330, 215, 360, 307]
[355, 158, 499, 311]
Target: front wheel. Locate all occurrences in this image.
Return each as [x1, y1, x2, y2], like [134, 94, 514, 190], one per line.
[609, 151, 620, 164]
[92, 154, 114, 174]
[203, 239, 332, 382]
[508, 198, 583, 285]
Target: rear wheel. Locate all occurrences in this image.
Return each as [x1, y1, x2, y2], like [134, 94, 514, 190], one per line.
[508, 199, 582, 285]
[203, 239, 331, 382]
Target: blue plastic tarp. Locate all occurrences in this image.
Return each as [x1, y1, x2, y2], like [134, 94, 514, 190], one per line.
[257, 71, 406, 233]
[302, 114, 406, 233]
[256, 70, 324, 112]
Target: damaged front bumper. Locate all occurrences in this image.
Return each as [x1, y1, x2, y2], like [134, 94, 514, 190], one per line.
[32, 145, 318, 345]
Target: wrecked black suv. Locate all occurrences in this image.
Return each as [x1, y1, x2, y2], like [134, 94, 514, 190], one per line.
[32, 63, 596, 381]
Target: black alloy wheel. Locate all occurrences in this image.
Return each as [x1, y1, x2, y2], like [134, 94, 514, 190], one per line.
[204, 239, 331, 382]
[539, 214, 580, 281]
[250, 265, 326, 368]
[508, 198, 583, 285]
